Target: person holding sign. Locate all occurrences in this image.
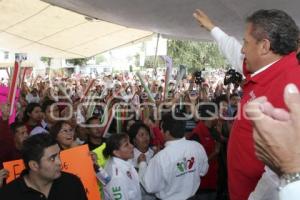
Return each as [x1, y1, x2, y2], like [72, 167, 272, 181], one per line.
[0, 134, 88, 200]
[103, 133, 142, 200]
[0, 169, 8, 188]
[0, 103, 28, 165]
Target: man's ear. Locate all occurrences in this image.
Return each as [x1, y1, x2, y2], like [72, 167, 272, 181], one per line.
[260, 39, 271, 55]
[28, 160, 39, 172]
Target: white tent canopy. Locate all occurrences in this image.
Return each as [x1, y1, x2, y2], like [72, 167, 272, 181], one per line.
[0, 0, 153, 58]
[1, 0, 299, 59]
[43, 0, 300, 41]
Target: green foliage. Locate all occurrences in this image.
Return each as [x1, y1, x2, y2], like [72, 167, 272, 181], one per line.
[66, 58, 88, 66]
[167, 40, 228, 72]
[134, 53, 140, 67]
[95, 55, 106, 64]
[144, 56, 167, 69]
[40, 57, 52, 66]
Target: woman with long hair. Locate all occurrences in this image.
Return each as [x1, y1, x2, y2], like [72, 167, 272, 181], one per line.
[22, 102, 43, 133]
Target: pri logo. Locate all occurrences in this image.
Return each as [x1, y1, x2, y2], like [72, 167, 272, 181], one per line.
[177, 157, 195, 173]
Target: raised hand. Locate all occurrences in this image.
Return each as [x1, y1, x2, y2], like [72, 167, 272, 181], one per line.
[193, 9, 216, 31]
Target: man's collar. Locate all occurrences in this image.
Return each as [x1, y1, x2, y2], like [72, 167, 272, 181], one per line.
[251, 59, 280, 77]
[19, 170, 34, 193]
[134, 147, 153, 156]
[246, 52, 298, 85]
[165, 137, 186, 146]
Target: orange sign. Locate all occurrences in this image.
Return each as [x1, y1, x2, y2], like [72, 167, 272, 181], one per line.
[3, 159, 25, 183]
[3, 145, 101, 200]
[60, 145, 101, 200]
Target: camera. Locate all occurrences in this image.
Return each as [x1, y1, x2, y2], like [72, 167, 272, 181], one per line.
[189, 90, 198, 97]
[193, 70, 205, 85]
[224, 69, 243, 86]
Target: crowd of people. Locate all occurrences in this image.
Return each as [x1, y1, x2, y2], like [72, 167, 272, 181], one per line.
[0, 7, 300, 200]
[0, 62, 236, 200]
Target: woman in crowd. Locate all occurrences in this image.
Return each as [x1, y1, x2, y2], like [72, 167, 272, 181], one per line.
[128, 122, 154, 168]
[103, 133, 141, 200]
[22, 102, 43, 133]
[49, 120, 78, 150]
[128, 122, 156, 200]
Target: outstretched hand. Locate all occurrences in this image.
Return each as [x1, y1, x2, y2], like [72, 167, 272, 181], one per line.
[193, 9, 215, 31]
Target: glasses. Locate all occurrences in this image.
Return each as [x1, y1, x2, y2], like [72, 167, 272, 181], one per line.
[60, 128, 74, 134]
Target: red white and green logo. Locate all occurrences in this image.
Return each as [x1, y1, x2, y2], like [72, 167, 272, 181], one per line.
[176, 157, 195, 176]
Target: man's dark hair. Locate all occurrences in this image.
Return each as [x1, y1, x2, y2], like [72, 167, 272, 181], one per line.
[86, 116, 100, 125]
[215, 94, 229, 109]
[41, 99, 56, 113]
[10, 121, 26, 135]
[160, 113, 186, 138]
[21, 134, 57, 169]
[246, 9, 299, 55]
[198, 104, 217, 119]
[230, 93, 240, 99]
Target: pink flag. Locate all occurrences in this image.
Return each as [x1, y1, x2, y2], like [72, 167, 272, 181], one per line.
[0, 86, 20, 124]
[8, 61, 21, 116]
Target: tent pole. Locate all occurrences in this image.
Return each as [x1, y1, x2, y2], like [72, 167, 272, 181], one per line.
[153, 33, 160, 78]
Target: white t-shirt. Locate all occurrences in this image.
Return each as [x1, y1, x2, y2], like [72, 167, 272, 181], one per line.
[139, 138, 208, 200]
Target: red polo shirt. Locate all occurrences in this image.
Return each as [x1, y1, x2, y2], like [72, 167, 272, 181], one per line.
[192, 121, 218, 190]
[0, 119, 22, 166]
[228, 52, 300, 200]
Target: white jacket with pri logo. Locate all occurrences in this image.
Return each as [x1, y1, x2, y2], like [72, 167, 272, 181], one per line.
[139, 138, 209, 200]
[104, 157, 142, 200]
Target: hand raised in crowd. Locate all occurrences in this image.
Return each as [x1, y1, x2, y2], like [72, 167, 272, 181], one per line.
[246, 83, 300, 176]
[90, 151, 98, 166]
[0, 168, 9, 188]
[0, 103, 10, 121]
[193, 9, 215, 31]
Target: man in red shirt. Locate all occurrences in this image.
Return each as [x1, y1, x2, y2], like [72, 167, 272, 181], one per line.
[0, 103, 29, 187]
[194, 9, 300, 200]
[0, 103, 29, 165]
[190, 105, 220, 199]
